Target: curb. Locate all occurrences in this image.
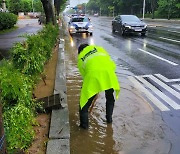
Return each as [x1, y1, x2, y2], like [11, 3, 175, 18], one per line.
[46, 39, 70, 154]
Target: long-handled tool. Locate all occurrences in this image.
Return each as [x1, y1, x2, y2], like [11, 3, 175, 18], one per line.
[89, 94, 99, 113]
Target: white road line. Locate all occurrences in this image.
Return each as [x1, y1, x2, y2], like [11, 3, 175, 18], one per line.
[128, 76, 170, 111]
[155, 74, 180, 82]
[144, 75, 180, 100]
[172, 84, 180, 91]
[138, 48, 178, 66]
[135, 76, 180, 110]
[168, 30, 180, 34]
[159, 37, 180, 43]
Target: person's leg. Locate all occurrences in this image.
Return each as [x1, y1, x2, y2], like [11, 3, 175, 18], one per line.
[79, 95, 96, 129]
[105, 88, 115, 123]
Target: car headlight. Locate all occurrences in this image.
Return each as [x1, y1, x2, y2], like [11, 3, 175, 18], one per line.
[70, 25, 75, 29]
[125, 25, 131, 29]
[144, 24, 147, 28]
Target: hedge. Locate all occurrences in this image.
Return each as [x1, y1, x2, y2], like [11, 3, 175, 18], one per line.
[0, 23, 59, 153]
[0, 12, 17, 30]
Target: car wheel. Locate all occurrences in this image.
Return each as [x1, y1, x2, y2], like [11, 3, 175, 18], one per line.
[90, 32, 93, 36]
[141, 32, 146, 36]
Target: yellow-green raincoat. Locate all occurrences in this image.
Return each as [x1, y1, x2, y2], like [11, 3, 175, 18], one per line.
[77, 45, 120, 109]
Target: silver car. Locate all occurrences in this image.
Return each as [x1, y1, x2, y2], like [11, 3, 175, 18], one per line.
[68, 16, 93, 36]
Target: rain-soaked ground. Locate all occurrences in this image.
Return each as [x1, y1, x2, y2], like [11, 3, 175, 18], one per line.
[62, 26, 173, 153]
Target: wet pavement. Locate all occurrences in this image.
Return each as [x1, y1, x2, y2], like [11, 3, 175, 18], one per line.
[61, 18, 179, 153]
[0, 19, 42, 60]
[0, 17, 180, 154]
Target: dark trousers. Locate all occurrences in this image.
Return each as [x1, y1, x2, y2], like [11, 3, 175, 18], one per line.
[79, 88, 115, 129]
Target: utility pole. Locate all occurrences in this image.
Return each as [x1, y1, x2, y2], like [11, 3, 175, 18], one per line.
[143, 0, 145, 19]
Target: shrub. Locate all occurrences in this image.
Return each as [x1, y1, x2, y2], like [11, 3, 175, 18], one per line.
[0, 24, 59, 153]
[0, 61, 35, 153]
[0, 12, 17, 30]
[12, 24, 59, 77]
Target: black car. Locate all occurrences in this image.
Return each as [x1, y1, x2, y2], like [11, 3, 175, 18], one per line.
[112, 15, 147, 36]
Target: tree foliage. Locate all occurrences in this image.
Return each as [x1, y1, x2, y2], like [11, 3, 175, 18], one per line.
[157, 0, 180, 19]
[86, 0, 180, 19]
[54, 0, 67, 16]
[3, 0, 43, 14]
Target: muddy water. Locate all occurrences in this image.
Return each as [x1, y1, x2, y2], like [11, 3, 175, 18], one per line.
[64, 33, 170, 154]
[64, 35, 120, 154]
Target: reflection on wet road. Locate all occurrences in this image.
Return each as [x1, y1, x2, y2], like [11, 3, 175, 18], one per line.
[64, 16, 180, 154]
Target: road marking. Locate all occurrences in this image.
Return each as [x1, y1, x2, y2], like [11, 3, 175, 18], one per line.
[135, 76, 180, 110]
[172, 84, 180, 91]
[143, 75, 180, 99]
[138, 48, 178, 66]
[168, 30, 180, 34]
[159, 37, 180, 43]
[128, 76, 170, 111]
[154, 74, 180, 82]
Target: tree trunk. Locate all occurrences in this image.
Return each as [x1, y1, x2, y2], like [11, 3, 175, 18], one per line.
[151, 0, 154, 19]
[41, 0, 56, 25]
[54, 0, 60, 16]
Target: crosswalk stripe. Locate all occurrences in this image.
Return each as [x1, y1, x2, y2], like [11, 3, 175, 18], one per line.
[155, 74, 180, 82]
[128, 76, 170, 111]
[144, 75, 180, 100]
[172, 84, 180, 91]
[135, 76, 180, 110]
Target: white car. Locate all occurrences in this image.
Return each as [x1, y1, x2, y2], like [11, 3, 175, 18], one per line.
[68, 16, 93, 36]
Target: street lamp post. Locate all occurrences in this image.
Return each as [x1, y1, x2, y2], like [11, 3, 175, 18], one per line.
[32, 0, 34, 14]
[143, 0, 145, 19]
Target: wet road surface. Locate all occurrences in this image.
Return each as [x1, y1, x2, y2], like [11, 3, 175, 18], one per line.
[0, 19, 42, 60]
[63, 16, 180, 154]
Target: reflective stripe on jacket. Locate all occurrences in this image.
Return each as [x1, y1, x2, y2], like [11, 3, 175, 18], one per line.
[77, 45, 120, 109]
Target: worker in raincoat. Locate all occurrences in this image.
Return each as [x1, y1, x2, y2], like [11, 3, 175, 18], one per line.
[77, 43, 120, 129]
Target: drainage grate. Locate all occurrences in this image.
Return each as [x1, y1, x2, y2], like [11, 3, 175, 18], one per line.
[37, 93, 63, 112]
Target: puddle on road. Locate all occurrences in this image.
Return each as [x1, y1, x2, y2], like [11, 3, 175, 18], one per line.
[64, 33, 171, 154]
[64, 35, 120, 154]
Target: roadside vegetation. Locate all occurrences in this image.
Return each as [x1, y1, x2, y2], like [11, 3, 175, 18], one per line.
[0, 12, 17, 30]
[0, 0, 69, 153]
[0, 0, 68, 152]
[85, 0, 180, 19]
[0, 24, 59, 153]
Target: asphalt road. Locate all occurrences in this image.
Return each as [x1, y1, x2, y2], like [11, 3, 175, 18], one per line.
[65, 16, 180, 154]
[0, 19, 42, 60]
